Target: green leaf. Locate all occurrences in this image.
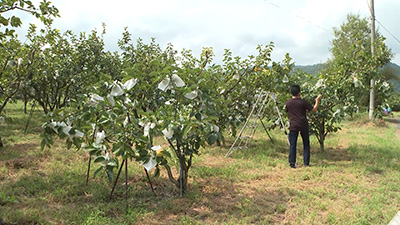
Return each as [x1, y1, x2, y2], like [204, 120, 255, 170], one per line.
[182, 125, 192, 137]
[107, 158, 118, 167]
[73, 138, 81, 149]
[40, 139, 46, 150]
[94, 156, 105, 163]
[195, 113, 202, 121]
[206, 133, 218, 145]
[98, 117, 109, 124]
[162, 150, 171, 158]
[113, 145, 123, 156]
[87, 146, 100, 156]
[153, 167, 160, 178]
[194, 141, 200, 150]
[93, 166, 103, 178]
[66, 140, 72, 149]
[48, 134, 54, 145]
[106, 166, 114, 183]
[10, 16, 22, 27]
[0, 16, 9, 26]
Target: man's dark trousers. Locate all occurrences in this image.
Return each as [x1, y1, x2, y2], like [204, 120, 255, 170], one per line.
[288, 129, 310, 167]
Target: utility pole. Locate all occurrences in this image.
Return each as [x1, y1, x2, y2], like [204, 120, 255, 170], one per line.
[369, 0, 376, 120]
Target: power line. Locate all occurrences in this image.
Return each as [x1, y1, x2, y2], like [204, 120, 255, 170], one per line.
[365, 0, 400, 45]
[265, 0, 334, 36]
[366, 0, 372, 14]
[375, 19, 400, 45]
[265, 0, 400, 50]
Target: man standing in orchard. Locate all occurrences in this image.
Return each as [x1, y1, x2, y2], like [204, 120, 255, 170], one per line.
[285, 85, 322, 168]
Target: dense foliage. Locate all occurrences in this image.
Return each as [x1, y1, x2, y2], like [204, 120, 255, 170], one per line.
[0, 1, 394, 195]
[41, 28, 295, 191]
[299, 14, 393, 151]
[0, 0, 59, 40]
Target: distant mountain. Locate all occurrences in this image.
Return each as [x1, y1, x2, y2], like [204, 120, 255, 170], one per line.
[294, 63, 326, 75]
[294, 62, 400, 92]
[382, 63, 400, 92]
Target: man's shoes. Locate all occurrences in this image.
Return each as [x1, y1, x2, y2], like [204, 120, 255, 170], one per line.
[290, 164, 311, 168]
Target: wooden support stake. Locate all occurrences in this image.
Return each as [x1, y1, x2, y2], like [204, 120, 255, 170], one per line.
[179, 160, 183, 197]
[144, 168, 156, 196]
[259, 118, 274, 144]
[125, 158, 128, 213]
[86, 157, 91, 185]
[110, 159, 126, 199]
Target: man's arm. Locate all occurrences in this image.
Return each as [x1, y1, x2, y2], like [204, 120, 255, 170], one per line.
[311, 95, 322, 112]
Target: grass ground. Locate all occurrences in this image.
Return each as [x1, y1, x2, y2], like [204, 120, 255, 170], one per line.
[0, 103, 399, 224]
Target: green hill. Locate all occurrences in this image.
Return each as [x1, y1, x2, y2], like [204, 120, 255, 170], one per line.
[382, 63, 400, 92]
[294, 63, 326, 75]
[295, 62, 400, 92]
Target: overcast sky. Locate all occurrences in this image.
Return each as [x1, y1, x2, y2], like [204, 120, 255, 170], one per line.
[14, 0, 400, 65]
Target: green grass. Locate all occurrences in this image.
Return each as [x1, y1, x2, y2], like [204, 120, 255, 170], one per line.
[1, 103, 400, 224]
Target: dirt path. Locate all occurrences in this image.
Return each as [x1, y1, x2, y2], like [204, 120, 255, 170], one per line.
[385, 116, 400, 139]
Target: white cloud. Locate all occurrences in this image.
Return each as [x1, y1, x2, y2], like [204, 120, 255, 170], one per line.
[10, 0, 400, 66]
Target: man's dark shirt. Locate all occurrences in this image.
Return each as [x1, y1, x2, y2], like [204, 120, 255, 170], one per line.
[285, 98, 313, 131]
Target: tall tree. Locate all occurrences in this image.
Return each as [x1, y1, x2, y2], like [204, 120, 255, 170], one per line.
[329, 13, 392, 109]
[24, 25, 120, 114]
[0, 0, 59, 114]
[0, 0, 59, 147]
[0, 0, 59, 40]
[301, 13, 393, 151]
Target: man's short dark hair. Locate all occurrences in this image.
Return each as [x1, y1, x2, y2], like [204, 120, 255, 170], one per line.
[290, 85, 300, 96]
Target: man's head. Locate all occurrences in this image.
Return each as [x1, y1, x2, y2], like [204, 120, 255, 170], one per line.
[290, 85, 301, 96]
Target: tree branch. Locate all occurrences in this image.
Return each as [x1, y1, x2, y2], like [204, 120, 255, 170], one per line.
[167, 139, 181, 158]
[223, 67, 252, 98]
[187, 153, 193, 170]
[162, 164, 179, 187]
[0, 6, 36, 15]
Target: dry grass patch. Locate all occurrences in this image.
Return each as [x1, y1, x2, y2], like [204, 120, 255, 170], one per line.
[1, 107, 400, 224]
